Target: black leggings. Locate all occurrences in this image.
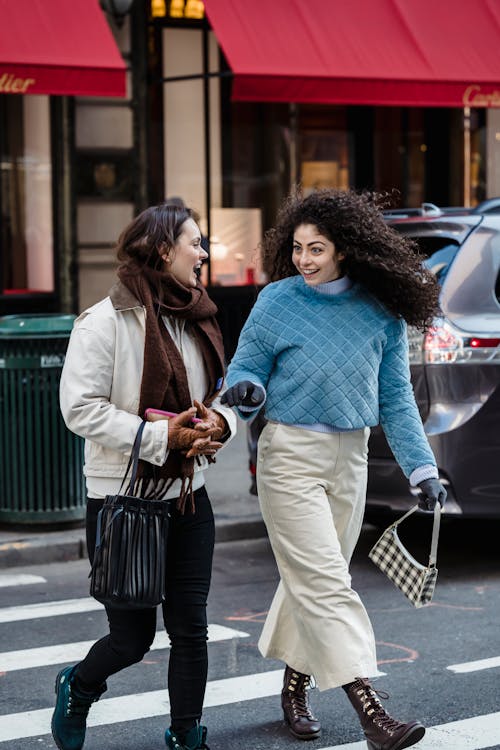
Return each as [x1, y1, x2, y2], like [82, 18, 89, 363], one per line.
[77, 486, 215, 735]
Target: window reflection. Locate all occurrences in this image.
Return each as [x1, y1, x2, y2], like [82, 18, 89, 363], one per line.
[0, 95, 54, 294]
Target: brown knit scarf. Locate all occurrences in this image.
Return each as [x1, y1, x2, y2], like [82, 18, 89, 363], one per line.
[117, 264, 225, 513]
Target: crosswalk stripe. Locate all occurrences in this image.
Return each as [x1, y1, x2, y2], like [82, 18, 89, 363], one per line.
[0, 668, 284, 742]
[1, 666, 500, 748]
[0, 574, 46, 588]
[0, 624, 249, 673]
[0, 597, 104, 624]
[447, 655, 500, 674]
[316, 710, 500, 749]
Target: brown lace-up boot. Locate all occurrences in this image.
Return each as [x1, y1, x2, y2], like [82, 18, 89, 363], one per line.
[345, 678, 425, 750]
[281, 665, 321, 740]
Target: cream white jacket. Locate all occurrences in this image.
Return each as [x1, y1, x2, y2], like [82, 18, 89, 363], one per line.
[59, 283, 236, 498]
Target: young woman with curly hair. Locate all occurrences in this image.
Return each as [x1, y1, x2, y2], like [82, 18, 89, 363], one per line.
[222, 189, 446, 750]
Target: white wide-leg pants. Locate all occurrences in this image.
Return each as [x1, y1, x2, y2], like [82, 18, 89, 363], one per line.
[257, 421, 378, 691]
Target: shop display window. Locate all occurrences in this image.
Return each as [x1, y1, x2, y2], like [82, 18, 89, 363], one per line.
[0, 95, 54, 295]
[300, 130, 350, 194]
[469, 109, 486, 207]
[161, 26, 279, 287]
[297, 106, 352, 196]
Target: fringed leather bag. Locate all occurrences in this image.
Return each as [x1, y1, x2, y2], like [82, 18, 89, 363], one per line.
[368, 504, 441, 608]
[90, 422, 170, 609]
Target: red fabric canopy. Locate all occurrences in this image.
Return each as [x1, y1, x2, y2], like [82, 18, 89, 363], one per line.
[0, 0, 126, 97]
[204, 0, 500, 107]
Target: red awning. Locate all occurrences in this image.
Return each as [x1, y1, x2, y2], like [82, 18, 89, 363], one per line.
[203, 0, 500, 107]
[0, 0, 126, 97]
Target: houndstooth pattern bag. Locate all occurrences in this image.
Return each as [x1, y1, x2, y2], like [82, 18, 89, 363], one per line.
[368, 504, 441, 608]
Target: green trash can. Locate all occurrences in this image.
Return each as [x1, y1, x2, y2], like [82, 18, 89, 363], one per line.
[0, 314, 85, 524]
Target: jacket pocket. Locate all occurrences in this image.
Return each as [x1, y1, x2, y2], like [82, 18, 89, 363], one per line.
[84, 440, 129, 478]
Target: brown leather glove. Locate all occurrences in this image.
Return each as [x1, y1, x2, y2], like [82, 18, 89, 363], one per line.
[193, 399, 229, 442]
[184, 435, 223, 459]
[146, 407, 201, 452]
[146, 406, 223, 458]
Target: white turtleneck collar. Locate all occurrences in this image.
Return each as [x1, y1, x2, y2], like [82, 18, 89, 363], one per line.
[313, 275, 353, 296]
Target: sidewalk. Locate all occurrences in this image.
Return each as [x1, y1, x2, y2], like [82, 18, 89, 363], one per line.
[0, 421, 266, 569]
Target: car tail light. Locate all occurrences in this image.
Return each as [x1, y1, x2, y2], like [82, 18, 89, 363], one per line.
[407, 323, 500, 364]
[469, 337, 500, 348]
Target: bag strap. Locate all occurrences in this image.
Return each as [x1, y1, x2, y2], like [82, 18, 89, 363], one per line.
[393, 503, 442, 567]
[429, 503, 442, 566]
[88, 504, 124, 579]
[118, 421, 147, 496]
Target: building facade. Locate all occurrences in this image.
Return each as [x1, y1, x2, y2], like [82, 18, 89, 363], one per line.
[2, 0, 500, 356]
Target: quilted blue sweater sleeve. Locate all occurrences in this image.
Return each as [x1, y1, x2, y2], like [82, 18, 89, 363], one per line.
[378, 318, 437, 477]
[226, 287, 276, 421]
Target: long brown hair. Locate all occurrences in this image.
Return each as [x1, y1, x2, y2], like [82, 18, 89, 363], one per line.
[116, 202, 194, 271]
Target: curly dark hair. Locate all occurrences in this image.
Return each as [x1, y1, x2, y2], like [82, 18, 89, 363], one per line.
[261, 189, 441, 330]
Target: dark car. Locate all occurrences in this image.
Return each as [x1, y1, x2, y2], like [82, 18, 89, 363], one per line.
[366, 199, 500, 521]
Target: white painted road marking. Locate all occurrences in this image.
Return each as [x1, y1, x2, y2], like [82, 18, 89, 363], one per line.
[0, 597, 103, 623]
[447, 655, 500, 674]
[0, 668, 284, 742]
[317, 710, 500, 749]
[1, 599, 499, 747]
[0, 668, 499, 748]
[0, 624, 249, 673]
[0, 574, 46, 588]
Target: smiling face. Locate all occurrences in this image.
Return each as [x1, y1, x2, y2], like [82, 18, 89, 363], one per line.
[163, 218, 208, 287]
[292, 223, 345, 286]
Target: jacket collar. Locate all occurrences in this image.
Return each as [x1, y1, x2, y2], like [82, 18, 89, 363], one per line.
[109, 280, 142, 311]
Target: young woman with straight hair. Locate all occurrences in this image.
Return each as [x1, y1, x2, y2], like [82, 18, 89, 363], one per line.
[53, 203, 236, 750]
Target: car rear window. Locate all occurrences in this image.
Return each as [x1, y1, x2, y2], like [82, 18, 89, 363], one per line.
[412, 236, 460, 284]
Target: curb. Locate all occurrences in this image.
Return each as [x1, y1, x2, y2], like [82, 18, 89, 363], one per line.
[0, 532, 87, 569]
[215, 517, 267, 544]
[0, 517, 267, 570]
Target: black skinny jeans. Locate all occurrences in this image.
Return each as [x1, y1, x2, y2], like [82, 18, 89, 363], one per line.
[76, 486, 215, 735]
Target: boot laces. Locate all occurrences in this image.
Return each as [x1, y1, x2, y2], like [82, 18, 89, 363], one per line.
[168, 728, 210, 750]
[356, 683, 401, 735]
[66, 687, 96, 717]
[287, 672, 316, 719]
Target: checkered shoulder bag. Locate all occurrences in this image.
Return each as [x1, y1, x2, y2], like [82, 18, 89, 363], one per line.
[368, 504, 441, 608]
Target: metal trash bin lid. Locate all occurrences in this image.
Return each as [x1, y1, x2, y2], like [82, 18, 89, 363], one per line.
[0, 314, 75, 339]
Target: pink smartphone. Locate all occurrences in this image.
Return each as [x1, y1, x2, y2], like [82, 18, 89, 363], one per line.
[144, 408, 202, 424]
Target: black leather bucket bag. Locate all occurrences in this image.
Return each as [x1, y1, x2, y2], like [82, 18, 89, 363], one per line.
[90, 421, 170, 609]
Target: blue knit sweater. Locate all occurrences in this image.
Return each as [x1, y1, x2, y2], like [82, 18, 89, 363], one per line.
[226, 275, 436, 478]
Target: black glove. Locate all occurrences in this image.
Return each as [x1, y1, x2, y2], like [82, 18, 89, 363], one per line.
[417, 478, 447, 511]
[220, 381, 265, 408]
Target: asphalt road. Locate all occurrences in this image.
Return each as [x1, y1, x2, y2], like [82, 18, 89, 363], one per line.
[0, 518, 499, 750]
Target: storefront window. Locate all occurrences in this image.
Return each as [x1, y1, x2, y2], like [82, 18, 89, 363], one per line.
[374, 107, 461, 208]
[219, 101, 291, 286]
[161, 23, 287, 287]
[298, 106, 352, 194]
[469, 109, 486, 206]
[0, 95, 54, 295]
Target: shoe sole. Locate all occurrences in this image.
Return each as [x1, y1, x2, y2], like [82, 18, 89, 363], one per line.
[51, 674, 65, 750]
[51, 716, 65, 750]
[367, 723, 425, 750]
[284, 716, 322, 741]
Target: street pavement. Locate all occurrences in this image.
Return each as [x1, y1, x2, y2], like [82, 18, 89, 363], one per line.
[1, 421, 500, 748]
[0, 524, 500, 749]
[0, 422, 265, 568]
